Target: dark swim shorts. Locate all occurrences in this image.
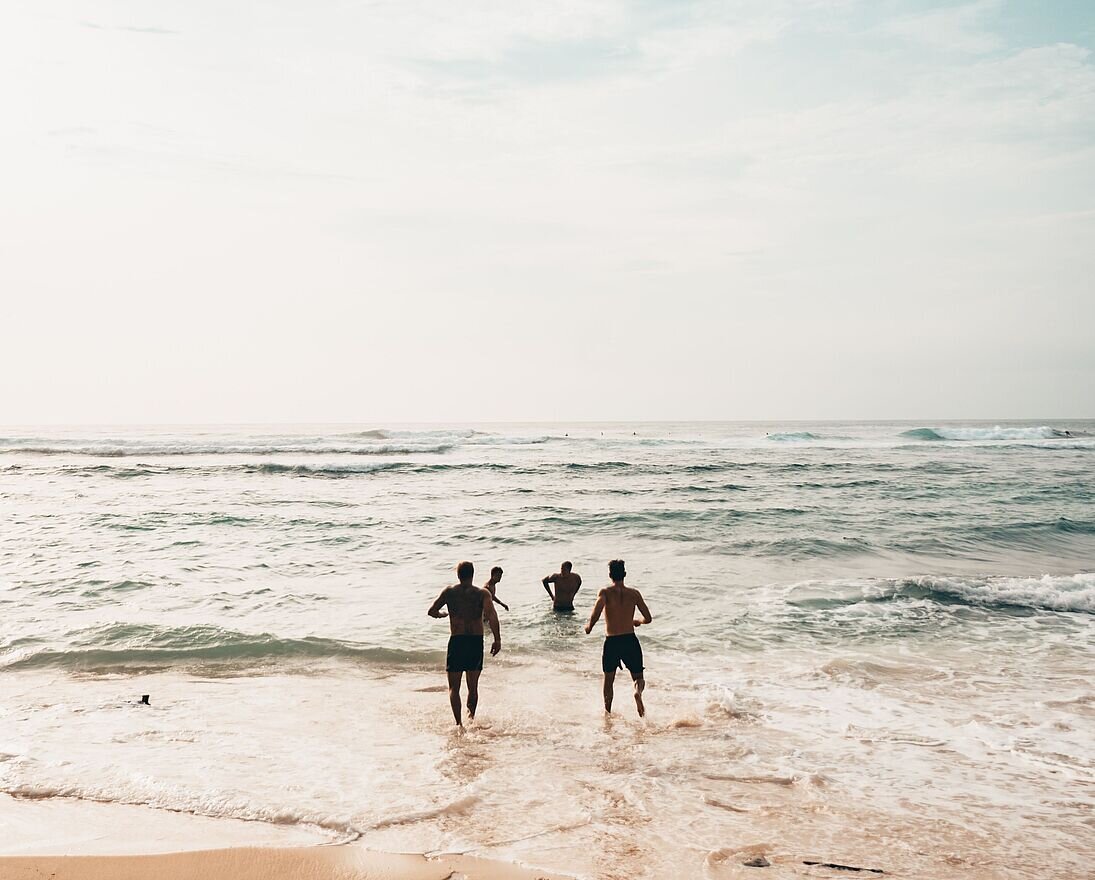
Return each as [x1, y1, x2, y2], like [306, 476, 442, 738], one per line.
[446, 635, 484, 672]
[602, 633, 644, 679]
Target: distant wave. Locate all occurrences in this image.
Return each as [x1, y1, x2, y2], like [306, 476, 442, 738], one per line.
[788, 573, 1095, 614]
[733, 535, 872, 559]
[0, 442, 455, 457]
[901, 426, 1070, 442]
[0, 624, 442, 671]
[249, 462, 411, 477]
[766, 431, 820, 442]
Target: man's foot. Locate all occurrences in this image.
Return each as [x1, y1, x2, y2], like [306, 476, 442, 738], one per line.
[634, 679, 646, 717]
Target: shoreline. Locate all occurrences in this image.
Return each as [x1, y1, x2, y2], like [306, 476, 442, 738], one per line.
[0, 794, 573, 880]
[0, 846, 575, 880]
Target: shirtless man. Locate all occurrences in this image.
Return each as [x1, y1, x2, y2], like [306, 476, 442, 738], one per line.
[584, 559, 652, 717]
[484, 566, 509, 611]
[428, 561, 501, 726]
[542, 561, 582, 611]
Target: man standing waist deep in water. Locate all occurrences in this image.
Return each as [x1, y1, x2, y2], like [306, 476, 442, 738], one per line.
[542, 560, 582, 611]
[585, 559, 652, 717]
[428, 561, 501, 726]
[484, 565, 509, 612]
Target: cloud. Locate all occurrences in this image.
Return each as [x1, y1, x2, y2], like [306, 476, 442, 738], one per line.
[3, 0, 1094, 419]
[882, 0, 1004, 54]
[78, 19, 178, 36]
[116, 26, 179, 35]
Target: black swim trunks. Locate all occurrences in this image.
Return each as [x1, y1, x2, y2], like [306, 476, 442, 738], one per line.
[446, 635, 484, 672]
[602, 633, 644, 680]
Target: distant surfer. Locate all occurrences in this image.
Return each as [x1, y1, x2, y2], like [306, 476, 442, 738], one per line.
[585, 559, 652, 717]
[542, 561, 582, 611]
[428, 561, 501, 726]
[484, 566, 509, 611]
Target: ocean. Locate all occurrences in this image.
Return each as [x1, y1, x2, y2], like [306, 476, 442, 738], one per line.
[0, 422, 1092, 878]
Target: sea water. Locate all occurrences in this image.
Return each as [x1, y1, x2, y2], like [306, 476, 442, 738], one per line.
[0, 422, 1092, 878]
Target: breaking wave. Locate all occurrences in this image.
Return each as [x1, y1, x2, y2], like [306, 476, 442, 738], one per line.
[901, 426, 1070, 442]
[787, 573, 1095, 614]
[0, 624, 443, 671]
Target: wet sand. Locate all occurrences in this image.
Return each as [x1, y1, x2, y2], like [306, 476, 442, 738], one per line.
[0, 847, 576, 880]
[0, 794, 571, 880]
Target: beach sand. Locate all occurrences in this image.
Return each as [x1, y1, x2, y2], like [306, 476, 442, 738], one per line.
[0, 847, 577, 880]
[0, 793, 574, 880]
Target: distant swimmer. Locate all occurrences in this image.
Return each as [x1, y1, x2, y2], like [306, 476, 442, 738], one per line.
[542, 561, 582, 611]
[428, 561, 501, 726]
[584, 559, 652, 717]
[484, 565, 509, 612]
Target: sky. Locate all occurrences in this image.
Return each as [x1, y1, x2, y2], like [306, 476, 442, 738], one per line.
[2, 0, 1093, 422]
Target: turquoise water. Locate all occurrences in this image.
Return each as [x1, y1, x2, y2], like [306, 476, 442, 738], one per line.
[1, 422, 1092, 878]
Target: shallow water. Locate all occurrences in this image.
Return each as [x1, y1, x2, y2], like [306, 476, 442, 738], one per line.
[0, 422, 1092, 878]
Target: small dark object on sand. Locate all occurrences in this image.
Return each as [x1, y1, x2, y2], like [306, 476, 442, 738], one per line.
[803, 861, 883, 873]
[139, 695, 150, 705]
[743, 856, 771, 868]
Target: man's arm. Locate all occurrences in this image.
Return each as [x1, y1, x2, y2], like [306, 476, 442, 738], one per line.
[483, 590, 502, 655]
[427, 589, 449, 618]
[542, 574, 556, 601]
[634, 591, 652, 625]
[485, 584, 509, 612]
[584, 592, 606, 634]
[574, 574, 582, 594]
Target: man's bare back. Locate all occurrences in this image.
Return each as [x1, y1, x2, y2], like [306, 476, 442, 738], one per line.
[428, 561, 501, 726]
[584, 560, 652, 717]
[433, 584, 491, 635]
[594, 583, 650, 636]
[543, 562, 582, 611]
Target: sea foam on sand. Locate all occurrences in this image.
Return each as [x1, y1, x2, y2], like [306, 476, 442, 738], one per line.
[0, 794, 572, 880]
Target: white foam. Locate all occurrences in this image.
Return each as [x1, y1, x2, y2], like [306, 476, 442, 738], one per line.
[789, 573, 1095, 613]
[934, 425, 1060, 441]
[924, 572, 1095, 613]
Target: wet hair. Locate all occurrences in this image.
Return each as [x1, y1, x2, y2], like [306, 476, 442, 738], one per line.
[561, 561, 572, 572]
[608, 559, 626, 581]
[456, 561, 474, 581]
[491, 566, 503, 577]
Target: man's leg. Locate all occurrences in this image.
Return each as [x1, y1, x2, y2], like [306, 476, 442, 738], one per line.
[466, 669, 481, 720]
[447, 670, 464, 725]
[603, 669, 616, 713]
[633, 675, 645, 718]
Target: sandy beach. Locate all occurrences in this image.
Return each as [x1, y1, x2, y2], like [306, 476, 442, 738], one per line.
[0, 847, 579, 880]
[0, 793, 573, 880]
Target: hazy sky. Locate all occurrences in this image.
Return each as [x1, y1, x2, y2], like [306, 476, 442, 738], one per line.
[3, 1, 1093, 422]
